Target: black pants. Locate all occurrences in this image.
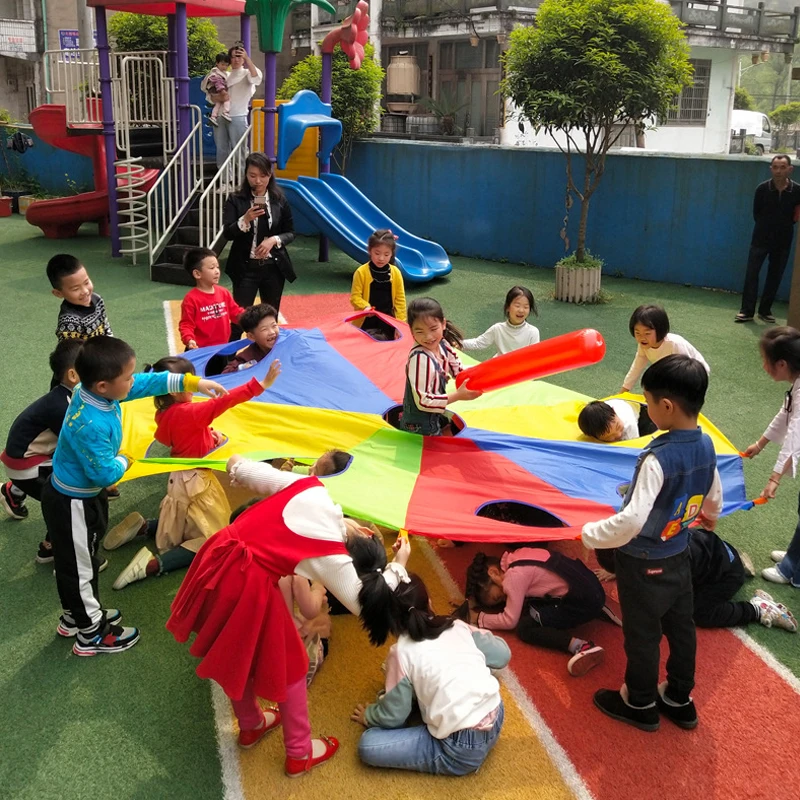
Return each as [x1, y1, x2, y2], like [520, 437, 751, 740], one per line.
[41, 478, 109, 632]
[11, 466, 53, 542]
[740, 243, 790, 317]
[230, 260, 285, 339]
[693, 552, 758, 628]
[615, 548, 695, 707]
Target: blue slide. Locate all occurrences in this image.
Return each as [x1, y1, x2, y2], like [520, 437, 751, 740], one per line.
[277, 174, 452, 284]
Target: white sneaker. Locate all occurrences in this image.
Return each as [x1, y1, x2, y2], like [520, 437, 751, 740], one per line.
[752, 590, 797, 632]
[104, 512, 145, 551]
[113, 546, 153, 590]
[567, 642, 604, 676]
[762, 566, 791, 585]
[771, 550, 787, 563]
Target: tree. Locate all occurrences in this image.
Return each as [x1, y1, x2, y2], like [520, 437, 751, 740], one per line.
[108, 13, 224, 77]
[278, 43, 383, 172]
[770, 101, 800, 149]
[734, 86, 755, 111]
[502, 0, 692, 263]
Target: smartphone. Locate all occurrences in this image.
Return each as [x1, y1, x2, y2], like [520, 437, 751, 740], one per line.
[254, 195, 267, 209]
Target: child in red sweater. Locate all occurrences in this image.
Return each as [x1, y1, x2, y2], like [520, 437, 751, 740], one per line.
[105, 354, 281, 588]
[179, 247, 244, 349]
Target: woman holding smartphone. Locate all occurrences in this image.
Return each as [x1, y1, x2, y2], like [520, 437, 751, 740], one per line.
[202, 42, 262, 172]
[223, 152, 296, 333]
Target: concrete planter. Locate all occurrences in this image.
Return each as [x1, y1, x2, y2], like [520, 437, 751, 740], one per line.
[17, 195, 36, 214]
[554, 265, 601, 303]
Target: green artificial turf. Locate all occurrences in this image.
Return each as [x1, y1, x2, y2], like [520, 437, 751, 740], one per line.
[1, 214, 798, 800]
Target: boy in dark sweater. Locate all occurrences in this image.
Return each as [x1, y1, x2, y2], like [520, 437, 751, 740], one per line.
[1, 340, 83, 562]
[582, 355, 721, 732]
[47, 253, 114, 341]
[223, 303, 279, 373]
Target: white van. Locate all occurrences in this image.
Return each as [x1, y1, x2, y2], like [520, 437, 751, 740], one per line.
[730, 110, 773, 155]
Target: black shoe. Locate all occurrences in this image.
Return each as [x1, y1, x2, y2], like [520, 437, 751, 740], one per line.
[593, 689, 660, 732]
[656, 691, 698, 730]
[106, 486, 121, 500]
[35, 541, 54, 564]
[1, 481, 28, 519]
[734, 313, 754, 323]
[758, 313, 777, 324]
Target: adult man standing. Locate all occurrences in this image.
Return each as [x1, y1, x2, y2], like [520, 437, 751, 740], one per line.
[736, 155, 800, 324]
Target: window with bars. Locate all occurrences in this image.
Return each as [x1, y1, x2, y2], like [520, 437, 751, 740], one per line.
[665, 59, 711, 126]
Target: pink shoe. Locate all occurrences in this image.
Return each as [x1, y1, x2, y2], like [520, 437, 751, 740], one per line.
[237, 709, 281, 749]
[285, 735, 340, 777]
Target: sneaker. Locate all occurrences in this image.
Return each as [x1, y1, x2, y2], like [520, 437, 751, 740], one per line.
[753, 589, 798, 632]
[734, 313, 754, 323]
[36, 541, 54, 564]
[567, 641, 605, 676]
[237, 709, 281, 749]
[758, 313, 777, 324]
[209, 115, 219, 126]
[593, 688, 659, 732]
[72, 623, 140, 656]
[106, 486, 120, 500]
[103, 512, 146, 550]
[656, 683, 698, 730]
[771, 550, 788, 563]
[762, 566, 791, 585]
[601, 601, 623, 627]
[112, 546, 153, 590]
[57, 608, 122, 637]
[285, 735, 340, 777]
[739, 550, 756, 578]
[1, 481, 28, 520]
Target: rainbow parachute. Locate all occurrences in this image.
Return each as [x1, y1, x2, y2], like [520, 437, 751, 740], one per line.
[120, 313, 747, 543]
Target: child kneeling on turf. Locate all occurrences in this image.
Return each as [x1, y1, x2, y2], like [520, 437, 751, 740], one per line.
[583, 354, 722, 731]
[41, 337, 226, 656]
[351, 573, 509, 776]
[463, 549, 613, 676]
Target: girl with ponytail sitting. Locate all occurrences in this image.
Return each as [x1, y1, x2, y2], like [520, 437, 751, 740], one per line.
[351, 573, 510, 776]
[167, 454, 408, 777]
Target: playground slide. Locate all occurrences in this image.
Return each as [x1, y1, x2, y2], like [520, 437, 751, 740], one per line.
[277, 175, 452, 283]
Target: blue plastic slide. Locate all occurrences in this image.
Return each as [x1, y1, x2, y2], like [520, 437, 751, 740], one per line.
[276, 175, 452, 283]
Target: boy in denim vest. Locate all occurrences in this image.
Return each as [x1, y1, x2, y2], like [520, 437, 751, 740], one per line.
[582, 355, 722, 732]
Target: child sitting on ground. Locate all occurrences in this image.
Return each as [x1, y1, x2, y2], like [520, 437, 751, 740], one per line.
[351, 573, 510, 776]
[463, 548, 615, 676]
[350, 229, 407, 340]
[621, 304, 709, 394]
[179, 247, 245, 350]
[222, 303, 279, 373]
[463, 285, 540, 355]
[47, 253, 114, 341]
[584, 354, 722, 732]
[203, 52, 232, 125]
[578, 398, 655, 442]
[106, 356, 281, 589]
[1, 340, 83, 564]
[41, 337, 226, 656]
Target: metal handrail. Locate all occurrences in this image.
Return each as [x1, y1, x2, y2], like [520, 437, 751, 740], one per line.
[147, 105, 204, 270]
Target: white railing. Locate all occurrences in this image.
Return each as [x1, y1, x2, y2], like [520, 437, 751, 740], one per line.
[45, 48, 101, 125]
[116, 158, 151, 263]
[198, 117, 260, 250]
[147, 105, 204, 270]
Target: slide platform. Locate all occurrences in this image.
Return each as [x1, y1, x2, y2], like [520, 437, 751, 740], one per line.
[26, 104, 158, 238]
[277, 174, 452, 283]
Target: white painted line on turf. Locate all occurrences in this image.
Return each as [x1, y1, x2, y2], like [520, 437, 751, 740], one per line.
[733, 628, 800, 695]
[163, 300, 178, 357]
[211, 682, 246, 800]
[418, 540, 595, 800]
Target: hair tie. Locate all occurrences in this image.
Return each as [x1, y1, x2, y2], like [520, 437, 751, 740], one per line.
[381, 562, 411, 591]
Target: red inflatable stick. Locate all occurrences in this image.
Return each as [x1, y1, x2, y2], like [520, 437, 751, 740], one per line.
[455, 329, 606, 393]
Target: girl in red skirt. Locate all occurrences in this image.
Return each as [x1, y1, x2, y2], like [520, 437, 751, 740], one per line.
[167, 454, 410, 777]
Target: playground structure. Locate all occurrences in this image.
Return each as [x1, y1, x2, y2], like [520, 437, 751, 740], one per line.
[19, 0, 451, 283]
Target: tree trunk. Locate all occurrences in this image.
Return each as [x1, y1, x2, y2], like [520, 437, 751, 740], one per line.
[576, 195, 591, 262]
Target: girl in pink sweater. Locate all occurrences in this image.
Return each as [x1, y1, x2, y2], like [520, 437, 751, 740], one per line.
[464, 548, 615, 676]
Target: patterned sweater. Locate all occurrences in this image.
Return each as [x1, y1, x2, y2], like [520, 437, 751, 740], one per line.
[56, 294, 114, 340]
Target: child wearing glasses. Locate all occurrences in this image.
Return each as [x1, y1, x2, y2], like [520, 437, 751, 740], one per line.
[742, 327, 800, 588]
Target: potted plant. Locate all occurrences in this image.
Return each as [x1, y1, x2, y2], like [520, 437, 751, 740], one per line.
[554, 251, 603, 304]
[421, 91, 469, 137]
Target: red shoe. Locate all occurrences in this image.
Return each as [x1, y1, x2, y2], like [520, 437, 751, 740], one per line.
[284, 735, 340, 777]
[237, 709, 281, 749]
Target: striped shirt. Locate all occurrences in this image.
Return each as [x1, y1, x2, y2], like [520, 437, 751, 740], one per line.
[406, 340, 463, 413]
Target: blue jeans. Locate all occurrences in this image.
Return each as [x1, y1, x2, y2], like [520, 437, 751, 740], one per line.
[777, 491, 800, 587]
[357, 702, 504, 776]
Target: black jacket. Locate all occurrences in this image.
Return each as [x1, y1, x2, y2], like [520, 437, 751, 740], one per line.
[223, 190, 296, 283]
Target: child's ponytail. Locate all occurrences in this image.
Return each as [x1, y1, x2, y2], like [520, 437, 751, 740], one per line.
[393, 575, 455, 642]
[346, 534, 393, 646]
[464, 552, 501, 605]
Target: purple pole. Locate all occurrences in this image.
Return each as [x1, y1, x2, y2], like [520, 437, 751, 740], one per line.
[167, 15, 178, 80]
[175, 3, 191, 146]
[317, 51, 333, 262]
[95, 6, 120, 256]
[240, 14, 251, 52]
[264, 51, 277, 162]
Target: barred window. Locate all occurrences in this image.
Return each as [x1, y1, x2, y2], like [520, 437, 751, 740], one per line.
[665, 59, 711, 126]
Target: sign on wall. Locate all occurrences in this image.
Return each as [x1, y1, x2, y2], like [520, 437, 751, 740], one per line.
[59, 29, 97, 50]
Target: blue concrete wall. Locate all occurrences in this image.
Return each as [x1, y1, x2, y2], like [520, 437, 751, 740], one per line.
[345, 140, 792, 299]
